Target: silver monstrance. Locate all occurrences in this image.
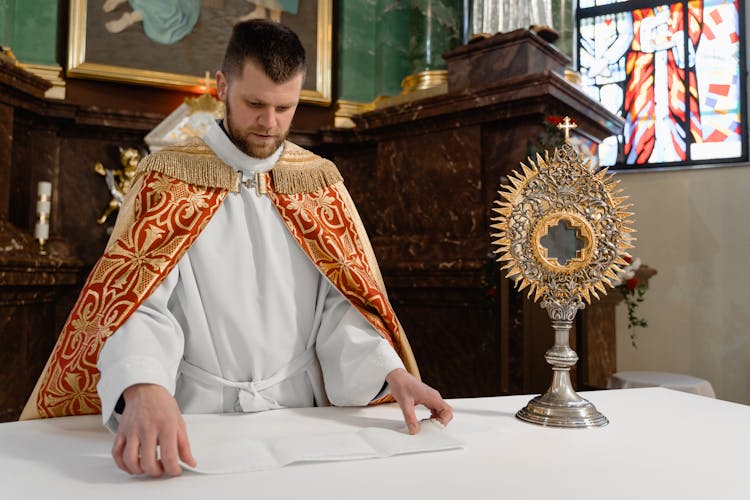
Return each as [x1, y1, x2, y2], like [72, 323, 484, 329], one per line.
[491, 117, 635, 428]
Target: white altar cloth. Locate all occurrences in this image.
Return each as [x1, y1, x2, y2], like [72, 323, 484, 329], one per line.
[1, 388, 748, 500]
[607, 371, 717, 398]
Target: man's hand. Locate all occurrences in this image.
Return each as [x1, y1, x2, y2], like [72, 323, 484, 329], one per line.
[385, 368, 453, 435]
[112, 383, 196, 477]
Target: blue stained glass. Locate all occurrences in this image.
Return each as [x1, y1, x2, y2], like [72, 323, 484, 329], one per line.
[577, 0, 745, 168]
[691, 0, 743, 160]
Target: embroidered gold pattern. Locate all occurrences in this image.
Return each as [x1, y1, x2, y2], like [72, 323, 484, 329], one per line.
[29, 171, 226, 418]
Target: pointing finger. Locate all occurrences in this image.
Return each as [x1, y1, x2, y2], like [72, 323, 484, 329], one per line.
[112, 434, 128, 473]
[122, 435, 143, 475]
[177, 426, 197, 468]
[398, 398, 419, 435]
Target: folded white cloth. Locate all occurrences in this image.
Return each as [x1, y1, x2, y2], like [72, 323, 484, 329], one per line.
[182, 418, 462, 475]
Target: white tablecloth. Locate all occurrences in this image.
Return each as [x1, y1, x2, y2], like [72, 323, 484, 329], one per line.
[607, 371, 716, 398]
[1, 388, 748, 499]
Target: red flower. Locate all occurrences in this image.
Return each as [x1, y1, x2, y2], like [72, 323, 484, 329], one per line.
[486, 287, 497, 298]
[545, 115, 564, 125]
[623, 255, 632, 264]
[625, 277, 639, 291]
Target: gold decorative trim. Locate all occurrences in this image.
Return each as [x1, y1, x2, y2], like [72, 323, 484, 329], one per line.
[306, 0, 332, 105]
[137, 138, 240, 191]
[185, 93, 225, 114]
[334, 99, 375, 128]
[137, 138, 342, 194]
[401, 69, 448, 94]
[272, 141, 343, 193]
[564, 68, 583, 86]
[531, 212, 596, 274]
[1, 46, 19, 64]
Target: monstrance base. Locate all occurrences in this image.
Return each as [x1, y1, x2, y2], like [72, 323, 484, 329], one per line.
[516, 393, 609, 428]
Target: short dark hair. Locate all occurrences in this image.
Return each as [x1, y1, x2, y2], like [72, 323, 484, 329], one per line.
[221, 19, 306, 83]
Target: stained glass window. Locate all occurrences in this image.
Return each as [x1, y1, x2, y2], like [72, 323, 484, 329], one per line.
[577, 0, 746, 169]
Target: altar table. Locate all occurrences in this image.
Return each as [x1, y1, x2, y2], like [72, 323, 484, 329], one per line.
[1, 388, 747, 499]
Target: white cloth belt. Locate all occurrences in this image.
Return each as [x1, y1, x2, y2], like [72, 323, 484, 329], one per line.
[179, 348, 315, 413]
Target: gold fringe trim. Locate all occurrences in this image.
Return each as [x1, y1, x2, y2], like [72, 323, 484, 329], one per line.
[135, 137, 343, 195]
[135, 137, 240, 192]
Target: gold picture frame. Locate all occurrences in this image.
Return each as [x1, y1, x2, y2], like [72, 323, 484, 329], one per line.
[67, 0, 332, 105]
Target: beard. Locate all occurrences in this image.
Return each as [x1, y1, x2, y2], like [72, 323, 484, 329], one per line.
[223, 102, 287, 159]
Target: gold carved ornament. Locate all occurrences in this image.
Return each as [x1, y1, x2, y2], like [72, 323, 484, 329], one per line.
[491, 143, 636, 306]
[93, 147, 142, 225]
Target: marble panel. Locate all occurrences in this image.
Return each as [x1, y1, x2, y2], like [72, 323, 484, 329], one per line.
[408, 0, 461, 72]
[0, 299, 25, 422]
[375, 0, 410, 96]
[328, 143, 379, 232]
[0, 102, 12, 215]
[375, 127, 482, 237]
[337, 0, 377, 102]
[388, 286, 502, 398]
[0, 0, 13, 47]
[6, 0, 57, 66]
[58, 132, 146, 268]
[444, 29, 570, 92]
[0, 286, 58, 422]
[8, 114, 31, 230]
[368, 127, 487, 277]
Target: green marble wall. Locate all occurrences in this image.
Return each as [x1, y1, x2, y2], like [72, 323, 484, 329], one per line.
[338, 0, 413, 103]
[0, 0, 58, 65]
[0, 0, 15, 50]
[551, 0, 574, 60]
[408, 0, 460, 73]
[374, 0, 409, 96]
[337, 0, 377, 103]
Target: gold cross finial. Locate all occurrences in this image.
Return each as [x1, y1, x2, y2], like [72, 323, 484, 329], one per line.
[557, 116, 577, 142]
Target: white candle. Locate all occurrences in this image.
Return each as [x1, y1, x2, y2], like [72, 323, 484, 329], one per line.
[34, 221, 49, 240]
[36, 199, 51, 215]
[37, 181, 52, 196]
[35, 181, 52, 244]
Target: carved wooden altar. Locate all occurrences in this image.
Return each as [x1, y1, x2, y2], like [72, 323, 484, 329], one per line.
[0, 59, 159, 421]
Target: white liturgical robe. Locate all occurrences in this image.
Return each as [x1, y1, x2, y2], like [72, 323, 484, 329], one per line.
[97, 121, 404, 427]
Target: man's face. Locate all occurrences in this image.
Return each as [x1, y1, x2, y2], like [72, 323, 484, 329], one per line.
[216, 60, 303, 159]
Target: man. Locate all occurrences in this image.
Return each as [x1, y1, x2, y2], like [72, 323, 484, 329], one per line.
[20, 20, 452, 478]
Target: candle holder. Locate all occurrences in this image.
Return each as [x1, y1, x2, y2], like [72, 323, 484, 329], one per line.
[491, 117, 636, 428]
[34, 181, 52, 256]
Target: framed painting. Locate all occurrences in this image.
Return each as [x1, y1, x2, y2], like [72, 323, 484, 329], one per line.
[67, 0, 332, 105]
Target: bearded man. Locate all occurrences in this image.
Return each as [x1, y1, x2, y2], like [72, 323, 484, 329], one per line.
[21, 20, 452, 478]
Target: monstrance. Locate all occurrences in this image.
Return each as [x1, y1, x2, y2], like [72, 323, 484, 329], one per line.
[491, 117, 635, 428]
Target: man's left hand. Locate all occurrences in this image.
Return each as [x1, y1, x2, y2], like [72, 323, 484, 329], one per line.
[385, 368, 453, 435]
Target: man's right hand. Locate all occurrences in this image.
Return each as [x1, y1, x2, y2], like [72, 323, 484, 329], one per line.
[112, 383, 196, 477]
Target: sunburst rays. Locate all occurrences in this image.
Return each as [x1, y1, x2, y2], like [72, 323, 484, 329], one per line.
[491, 144, 636, 305]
